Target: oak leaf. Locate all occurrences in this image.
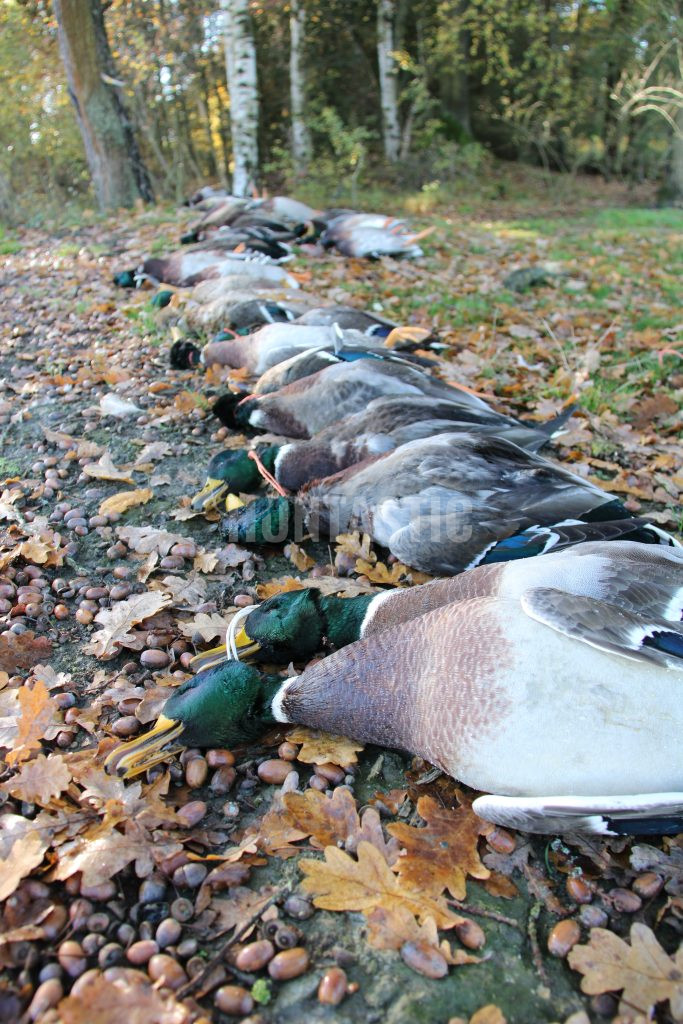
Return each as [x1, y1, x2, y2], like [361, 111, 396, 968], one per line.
[209, 885, 278, 939]
[4, 753, 71, 805]
[300, 841, 462, 929]
[366, 904, 480, 966]
[287, 725, 364, 766]
[179, 612, 228, 642]
[83, 592, 172, 659]
[256, 576, 304, 599]
[154, 572, 207, 607]
[6, 679, 58, 765]
[249, 786, 309, 858]
[117, 525, 186, 555]
[83, 452, 136, 484]
[57, 971, 190, 1024]
[193, 549, 219, 573]
[99, 487, 153, 517]
[355, 558, 433, 586]
[388, 795, 490, 901]
[283, 786, 361, 851]
[285, 542, 315, 571]
[0, 632, 52, 674]
[0, 830, 49, 901]
[568, 924, 683, 1020]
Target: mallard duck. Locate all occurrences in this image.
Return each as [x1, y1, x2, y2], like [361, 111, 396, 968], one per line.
[200, 323, 421, 373]
[115, 249, 300, 291]
[105, 542, 683, 835]
[212, 359, 545, 438]
[179, 284, 319, 336]
[190, 396, 569, 512]
[221, 432, 677, 574]
[192, 533, 683, 673]
[320, 212, 431, 259]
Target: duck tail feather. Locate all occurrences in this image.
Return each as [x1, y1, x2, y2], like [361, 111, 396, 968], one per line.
[473, 793, 683, 835]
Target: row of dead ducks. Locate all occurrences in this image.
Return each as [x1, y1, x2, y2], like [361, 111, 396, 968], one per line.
[104, 192, 683, 836]
[114, 192, 429, 293]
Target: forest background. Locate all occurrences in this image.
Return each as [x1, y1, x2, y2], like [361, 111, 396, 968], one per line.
[0, 0, 682, 220]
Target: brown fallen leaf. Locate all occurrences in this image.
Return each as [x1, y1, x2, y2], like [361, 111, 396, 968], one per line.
[355, 558, 433, 586]
[193, 549, 219, 573]
[0, 633, 52, 674]
[283, 786, 361, 851]
[117, 525, 187, 555]
[83, 452, 136, 484]
[469, 1007, 508, 1024]
[256, 576, 305, 599]
[388, 795, 490, 901]
[6, 679, 58, 766]
[99, 487, 153, 517]
[287, 725, 364, 766]
[285, 541, 315, 571]
[209, 885, 279, 939]
[179, 611, 230, 642]
[83, 592, 172, 659]
[0, 831, 49, 902]
[57, 971, 190, 1024]
[335, 531, 375, 562]
[367, 904, 480, 966]
[300, 841, 462, 929]
[3, 753, 71, 805]
[568, 923, 683, 1019]
[248, 786, 309, 859]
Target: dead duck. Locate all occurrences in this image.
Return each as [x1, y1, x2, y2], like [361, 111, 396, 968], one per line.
[105, 541, 683, 836]
[221, 431, 677, 575]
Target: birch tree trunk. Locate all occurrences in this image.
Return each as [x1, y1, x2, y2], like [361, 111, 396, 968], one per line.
[377, 0, 400, 162]
[289, 0, 311, 174]
[221, 0, 259, 196]
[53, 0, 153, 210]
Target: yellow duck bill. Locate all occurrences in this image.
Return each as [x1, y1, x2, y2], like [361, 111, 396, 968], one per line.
[190, 477, 229, 512]
[189, 625, 261, 672]
[103, 714, 185, 779]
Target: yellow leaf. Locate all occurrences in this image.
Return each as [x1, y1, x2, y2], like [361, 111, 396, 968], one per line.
[83, 452, 135, 484]
[285, 542, 315, 571]
[300, 841, 462, 929]
[99, 488, 153, 517]
[287, 726, 364, 766]
[6, 679, 58, 766]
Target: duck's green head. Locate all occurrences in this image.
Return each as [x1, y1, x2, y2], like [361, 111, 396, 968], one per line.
[236, 589, 325, 662]
[113, 269, 136, 288]
[104, 662, 281, 779]
[190, 447, 279, 512]
[222, 495, 296, 546]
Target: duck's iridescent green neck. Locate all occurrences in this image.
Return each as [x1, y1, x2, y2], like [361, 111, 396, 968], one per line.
[165, 663, 284, 748]
[319, 594, 375, 650]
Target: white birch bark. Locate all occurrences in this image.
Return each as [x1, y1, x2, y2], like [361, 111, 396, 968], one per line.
[221, 0, 259, 196]
[377, 0, 400, 162]
[290, 0, 311, 173]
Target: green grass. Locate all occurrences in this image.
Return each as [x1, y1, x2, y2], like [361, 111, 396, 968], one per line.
[0, 226, 21, 255]
[0, 456, 24, 477]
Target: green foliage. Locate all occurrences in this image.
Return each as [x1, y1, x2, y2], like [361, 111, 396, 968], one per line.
[2, 0, 681, 207]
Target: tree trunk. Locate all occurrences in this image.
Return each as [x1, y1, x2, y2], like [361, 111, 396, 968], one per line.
[660, 105, 683, 205]
[377, 0, 400, 162]
[289, 0, 311, 174]
[53, 0, 153, 209]
[221, 0, 259, 196]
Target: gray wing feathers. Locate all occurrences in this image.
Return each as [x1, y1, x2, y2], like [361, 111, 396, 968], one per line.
[521, 587, 683, 669]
